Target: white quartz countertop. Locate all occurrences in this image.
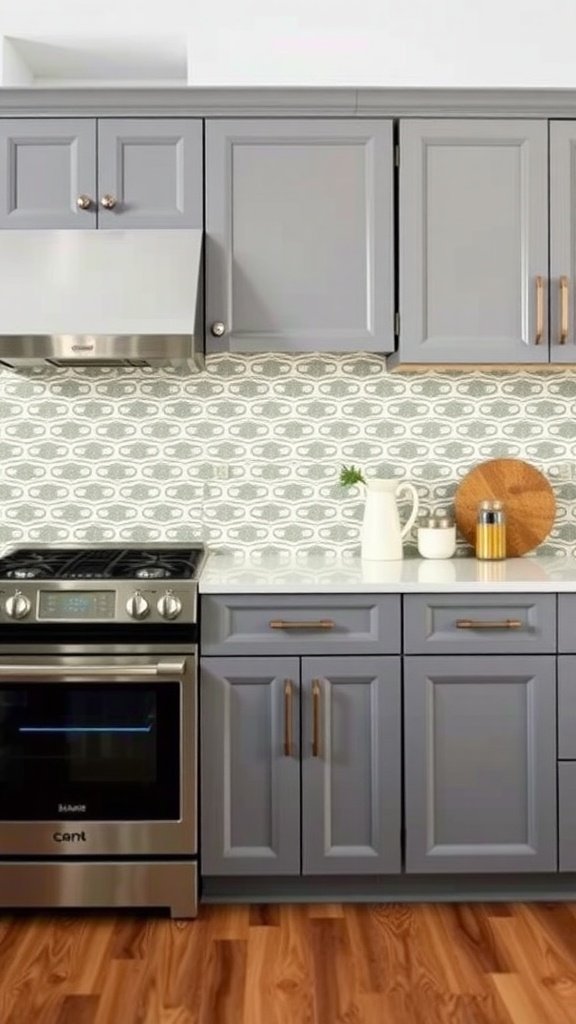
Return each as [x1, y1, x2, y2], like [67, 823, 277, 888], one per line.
[199, 551, 576, 593]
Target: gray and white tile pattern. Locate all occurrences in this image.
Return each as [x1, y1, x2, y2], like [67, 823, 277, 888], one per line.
[0, 354, 575, 557]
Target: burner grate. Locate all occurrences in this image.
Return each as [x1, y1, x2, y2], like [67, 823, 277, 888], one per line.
[0, 548, 203, 581]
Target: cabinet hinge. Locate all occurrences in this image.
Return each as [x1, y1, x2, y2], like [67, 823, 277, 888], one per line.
[395, 312, 400, 337]
[395, 144, 400, 168]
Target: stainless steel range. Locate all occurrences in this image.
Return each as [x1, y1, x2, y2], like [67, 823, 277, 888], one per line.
[0, 543, 205, 918]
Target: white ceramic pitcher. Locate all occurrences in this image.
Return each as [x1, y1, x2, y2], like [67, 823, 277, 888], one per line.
[360, 478, 419, 561]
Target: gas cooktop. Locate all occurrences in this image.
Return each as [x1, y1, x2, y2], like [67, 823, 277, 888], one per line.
[0, 545, 205, 581]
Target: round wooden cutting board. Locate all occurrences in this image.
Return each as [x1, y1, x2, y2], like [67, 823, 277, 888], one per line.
[454, 458, 556, 557]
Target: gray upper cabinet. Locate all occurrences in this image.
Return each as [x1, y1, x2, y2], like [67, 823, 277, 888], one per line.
[396, 119, 549, 366]
[404, 655, 557, 873]
[205, 119, 394, 354]
[550, 122, 576, 362]
[0, 119, 97, 228]
[201, 656, 300, 876]
[0, 117, 202, 230]
[97, 119, 202, 228]
[301, 656, 401, 875]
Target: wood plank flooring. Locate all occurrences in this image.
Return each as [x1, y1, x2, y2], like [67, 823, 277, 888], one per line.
[1, 903, 576, 1023]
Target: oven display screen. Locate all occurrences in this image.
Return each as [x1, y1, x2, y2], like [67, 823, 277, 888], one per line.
[38, 591, 116, 619]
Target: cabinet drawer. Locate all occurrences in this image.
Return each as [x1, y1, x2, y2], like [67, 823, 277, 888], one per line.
[558, 596, 576, 652]
[558, 657, 576, 757]
[404, 594, 556, 655]
[201, 594, 401, 656]
[559, 762, 576, 870]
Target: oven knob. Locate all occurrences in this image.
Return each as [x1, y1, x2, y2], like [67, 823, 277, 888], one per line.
[126, 592, 150, 620]
[5, 591, 31, 619]
[157, 591, 182, 620]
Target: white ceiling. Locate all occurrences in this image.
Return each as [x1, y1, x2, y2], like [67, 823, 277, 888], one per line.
[1, 0, 576, 87]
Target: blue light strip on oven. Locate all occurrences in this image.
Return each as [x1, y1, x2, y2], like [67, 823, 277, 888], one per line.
[18, 726, 153, 734]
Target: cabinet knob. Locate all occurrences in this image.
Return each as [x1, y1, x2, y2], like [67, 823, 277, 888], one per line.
[100, 195, 118, 210]
[76, 195, 93, 210]
[210, 322, 226, 338]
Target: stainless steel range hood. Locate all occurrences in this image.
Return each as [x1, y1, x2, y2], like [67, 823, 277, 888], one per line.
[0, 230, 204, 371]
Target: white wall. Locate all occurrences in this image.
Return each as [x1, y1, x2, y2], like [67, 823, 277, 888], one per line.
[0, 0, 575, 87]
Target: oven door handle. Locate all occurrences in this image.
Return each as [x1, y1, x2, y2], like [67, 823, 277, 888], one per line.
[0, 661, 186, 679]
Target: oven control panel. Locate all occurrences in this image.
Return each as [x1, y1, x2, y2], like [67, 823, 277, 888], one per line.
[39, 590, 116, 620]
[0, 584, 197, 624]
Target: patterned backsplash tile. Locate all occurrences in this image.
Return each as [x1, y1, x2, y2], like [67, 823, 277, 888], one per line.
[0, 353, 575, 557]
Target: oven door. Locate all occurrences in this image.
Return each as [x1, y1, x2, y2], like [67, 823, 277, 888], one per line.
[0, 655, 195, 856]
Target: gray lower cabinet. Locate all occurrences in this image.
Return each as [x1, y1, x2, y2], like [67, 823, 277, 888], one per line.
[397, 119, 549, 365]
[201, 654, 402, 877]
[559, 763, 576, 869]
[0, 117, 202, 229]
[205, 118, 394, 354]
[404, 593, 556, 655]
[201, 593, 401, 657]
[0, 119, 97, 228]
[404, 655, 557, 872]
[201, 656, 300, 876]
[302, 656, 401, 874]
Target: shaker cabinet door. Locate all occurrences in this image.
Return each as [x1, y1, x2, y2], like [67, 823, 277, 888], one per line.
[404, 655, 557, 872]
[97, 119, 203, 228]
[205, 119, 394, 354]
[302, 656, 401, 874]
[200, 657, 300, 876]
[0, 119, 97, 228]
[397, 119, 549, 365]
[550, 121, 576, 362]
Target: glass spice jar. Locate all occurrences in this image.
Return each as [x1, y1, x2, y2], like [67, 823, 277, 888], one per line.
[475, 499, 506, 561]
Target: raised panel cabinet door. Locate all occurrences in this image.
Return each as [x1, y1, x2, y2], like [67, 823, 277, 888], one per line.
[97, 119, 202, 227]
[550, 122, 576, 362]
[205, 119, 394, 353]
[404, 655, 557, 873]
[397, 119, 549, 365]
[0, 119, 97, 228]
[201, 657, 300, 876]
[301, 656, 401, 874]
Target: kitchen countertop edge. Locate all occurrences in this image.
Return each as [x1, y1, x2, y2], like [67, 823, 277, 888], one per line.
[199, 551, 576, 594]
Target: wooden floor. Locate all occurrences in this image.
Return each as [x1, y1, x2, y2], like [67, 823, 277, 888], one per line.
[2, 903, 576, 1023]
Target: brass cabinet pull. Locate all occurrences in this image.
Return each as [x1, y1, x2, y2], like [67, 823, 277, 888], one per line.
[535, 276, 544, 344]
[560, 276, 569, 344]
[456, 618, 523, 630]
[269, 619, 334, 631]
[283, 679, 293, 757]
[312, 679, 321, 757]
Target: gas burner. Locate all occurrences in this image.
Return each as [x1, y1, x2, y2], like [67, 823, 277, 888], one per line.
[7, 568, 42, 580]
[136, 567, 168, 580]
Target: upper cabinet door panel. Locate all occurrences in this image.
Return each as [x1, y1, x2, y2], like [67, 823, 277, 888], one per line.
[398, 119, 549, 365]
[97, 119, 203, 228]
[0, 119, 97, 228]
[550, 122, 576, 362]
[205, 119, 394, 353]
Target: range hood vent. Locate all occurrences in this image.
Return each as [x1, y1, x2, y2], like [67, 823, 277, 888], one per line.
[0, 230, 204, 372]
